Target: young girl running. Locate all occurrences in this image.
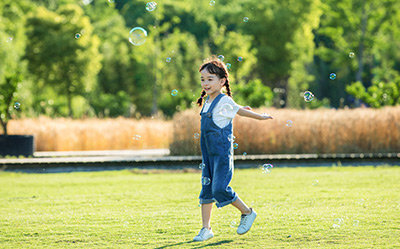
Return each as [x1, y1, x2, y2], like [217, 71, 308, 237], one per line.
[193, 57, 274, 242]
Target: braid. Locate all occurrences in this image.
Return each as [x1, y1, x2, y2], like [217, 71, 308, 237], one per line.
[224, 78, 232, 97]
[197, 90, 206, 106]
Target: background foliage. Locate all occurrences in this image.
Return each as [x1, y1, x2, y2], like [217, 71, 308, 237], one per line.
[1, 0, 400, 131]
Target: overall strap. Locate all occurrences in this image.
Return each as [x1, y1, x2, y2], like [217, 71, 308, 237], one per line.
[199, 96, 209, 115]
[207, 93, 225, 114]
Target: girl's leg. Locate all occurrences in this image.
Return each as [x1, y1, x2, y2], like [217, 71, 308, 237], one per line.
[231, 197, 251, 215]
[202, 203, 213, 229]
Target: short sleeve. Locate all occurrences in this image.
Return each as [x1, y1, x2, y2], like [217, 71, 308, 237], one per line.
[218, 96, 241, 119]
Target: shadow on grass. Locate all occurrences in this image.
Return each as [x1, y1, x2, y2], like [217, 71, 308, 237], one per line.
[154, 239, 233, 249]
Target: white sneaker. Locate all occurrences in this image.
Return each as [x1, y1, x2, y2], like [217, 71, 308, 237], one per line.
[237, 208, 257, 235]
[193, 227, 214, 242]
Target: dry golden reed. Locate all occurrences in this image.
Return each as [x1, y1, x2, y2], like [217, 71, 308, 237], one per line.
[170, 106, 400, 155]
[8, 117, 172, 151]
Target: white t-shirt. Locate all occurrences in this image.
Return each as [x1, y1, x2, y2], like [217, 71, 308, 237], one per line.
[202, 95, 242, 128]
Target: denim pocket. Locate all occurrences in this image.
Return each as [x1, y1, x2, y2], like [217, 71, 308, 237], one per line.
[205, 131, 222, 156]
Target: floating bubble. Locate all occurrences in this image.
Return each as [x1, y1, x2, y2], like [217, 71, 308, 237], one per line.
[261, 164, 273, 174]
[357, 198, 365, 205]
[243, 17, 249, 22]
[13, 102, 21, 110]
[226, 63, 232, 70]
[353, 220, 360, 227]
[329, 73, 336, 80]
[242, 152, 247, 156]
[286, 120, 293, 127]
[199, 163, 205, 170]
[304, 91, 314, 102]
[334, 218, 344, 225]
[201, 177, 211, 185]
[129, 27, 147, 46]
[82, 0, 93, 5]
[237, 56, 243, 62]
[218, 55, 224, 61]
[133, 134, 141, 140]
[349, 52, 355, 58]
[75, 33, 81, 39]
[220, 103, 233, 117]
[166, 57, 172, 63]
[230, 221, 236, 228]
[171, 89, 178, 96]
[6, 37, 13, 42]
[146, 1, 157, 11]
[312, 179, 319, 186]
[108, 0, 114, 2]
[228, 134, 236, 142]
[332, 224, 340, 229]
[209, 0, 215, 6]
[194, 133, 200, 139]
[233, 143, 239, 149]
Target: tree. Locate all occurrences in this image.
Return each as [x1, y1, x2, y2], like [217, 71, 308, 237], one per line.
[0, 1, 28, 135]
[25, 4, 102, 117]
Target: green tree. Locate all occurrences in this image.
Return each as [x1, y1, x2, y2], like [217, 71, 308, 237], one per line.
[25, 4, 102, 117]
[0, 1, 28, 134]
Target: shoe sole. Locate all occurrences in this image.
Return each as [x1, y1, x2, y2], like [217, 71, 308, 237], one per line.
[193, 235, 214, 242]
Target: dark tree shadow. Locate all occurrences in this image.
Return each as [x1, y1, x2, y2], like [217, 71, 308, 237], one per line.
[154, 239, 234, 249]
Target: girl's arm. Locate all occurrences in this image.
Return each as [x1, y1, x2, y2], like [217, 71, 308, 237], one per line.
[237, 106, 273, 120]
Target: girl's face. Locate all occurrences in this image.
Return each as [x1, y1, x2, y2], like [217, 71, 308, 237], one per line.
[200, 68, 225, 99]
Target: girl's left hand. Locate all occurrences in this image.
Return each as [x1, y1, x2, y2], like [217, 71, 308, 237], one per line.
[261, 113, 273, 120]
[242, 106, 252, 110]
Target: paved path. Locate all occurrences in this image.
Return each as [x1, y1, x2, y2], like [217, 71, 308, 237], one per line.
[0, 150, 399, 173]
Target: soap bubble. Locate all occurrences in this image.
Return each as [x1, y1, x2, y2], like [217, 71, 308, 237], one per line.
[242, 152, 247, 156]
[261, 164, 273, 174]
[194, 133, 200, 139]
[228, 134, 236, 142]
[171, 89, 178, 96]
[332, 224, 340, 229]
[201, 177, 211, 185]
[108, 0, 114, 2]
[329, 73, 336, 80]
[146, 1, 157, 11]
[209, 0, 215, 6]
[220, 103, 233, 117]
[166, 57, 172, 63]
[13, 102, 21, 110]
[304, 91, 314, 102]
[349, 52, 355, 58]
[199, 163, 205, 170]
[334, 218, 344, 225]
[6, 37, 13, 42]
[133, 134, 141, 140]
[353, 220, 360, 227]
[218, 55, 224, 61]
[286, 120, 293, 127]
[233, 143, 239, 149]
[237, 56, 243, 62]
[230, 221, 236, 228]
[226, 63, 231, 70]
[357, 198, 365, 205]
[312, 179, 319, 186]
[243, 17, 249, 22]
[129, 27, 147, 46]
[75, 33, 81, 39]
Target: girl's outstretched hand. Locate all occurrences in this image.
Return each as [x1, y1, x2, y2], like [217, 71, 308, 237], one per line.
[261, 113, 273, 120]
[242, 106, 252, 110]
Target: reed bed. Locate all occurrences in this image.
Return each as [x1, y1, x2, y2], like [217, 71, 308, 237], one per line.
[170, 106, 400, 155]
[8, 117, 172, 151]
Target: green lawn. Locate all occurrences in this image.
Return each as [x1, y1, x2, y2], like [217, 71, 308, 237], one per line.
[0, 166, 399, 248]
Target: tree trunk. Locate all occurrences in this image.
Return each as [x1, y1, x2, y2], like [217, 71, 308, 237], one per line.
[356, 2, 367, 83]
[0, 119, 7, 136]
[151, 18, 160, 116]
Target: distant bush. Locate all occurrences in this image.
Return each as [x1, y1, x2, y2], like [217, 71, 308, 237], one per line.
[170, 106, 400, 155]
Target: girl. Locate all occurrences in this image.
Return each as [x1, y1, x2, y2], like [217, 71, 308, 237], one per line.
[193, 57, 273, 242]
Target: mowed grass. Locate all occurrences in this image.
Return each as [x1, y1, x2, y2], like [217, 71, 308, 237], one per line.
[0, 166, 399, 248]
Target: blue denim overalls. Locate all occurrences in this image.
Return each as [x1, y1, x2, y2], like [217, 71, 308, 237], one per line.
[199, 93, 238, 208]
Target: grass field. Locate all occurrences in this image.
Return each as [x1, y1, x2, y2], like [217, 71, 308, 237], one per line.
[1, 166, 399, 248]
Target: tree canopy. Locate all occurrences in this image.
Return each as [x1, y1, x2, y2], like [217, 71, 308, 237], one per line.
[0, 0, 399, 127]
